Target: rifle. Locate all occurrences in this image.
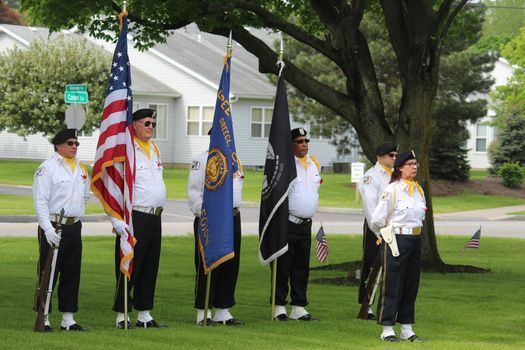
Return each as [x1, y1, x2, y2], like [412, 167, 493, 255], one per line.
[358, 253, 382, 320]
[34, 208, 64, 332]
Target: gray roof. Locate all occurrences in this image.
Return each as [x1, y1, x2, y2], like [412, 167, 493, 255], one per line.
[152, 25, 276, 99]
[0, 24, 180, 97]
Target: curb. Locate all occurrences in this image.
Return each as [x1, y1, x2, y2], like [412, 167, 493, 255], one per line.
[0, 214, 108, 223]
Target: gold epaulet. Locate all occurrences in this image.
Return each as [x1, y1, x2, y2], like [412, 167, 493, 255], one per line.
[310, 155, 321, 173]
[152, 141, 161, 159]
[79, 163, 88, 177]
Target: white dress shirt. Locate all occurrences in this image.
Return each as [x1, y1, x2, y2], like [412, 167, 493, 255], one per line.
[133, 141, 166, 208]
[187, 150, 244, 217]
[359, 162, 392, 236]
[370, 180, 426, 231]
[288, 155, 320, 219]
[33, 153, 90, 232]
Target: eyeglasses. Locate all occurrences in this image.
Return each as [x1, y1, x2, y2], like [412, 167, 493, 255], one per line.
[387, 153, 397, 158]
[66, 141, 80, 147]
[405, 162, 419, 168]
[294, 139, 310, 144]
[137, 120, 157, 128]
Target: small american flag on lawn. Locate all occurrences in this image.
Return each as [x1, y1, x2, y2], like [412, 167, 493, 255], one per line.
[315, 224, 328, 262]
[464, 227, 481, 250]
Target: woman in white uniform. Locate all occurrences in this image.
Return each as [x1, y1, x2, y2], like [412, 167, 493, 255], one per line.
[371, 150, 426, 342]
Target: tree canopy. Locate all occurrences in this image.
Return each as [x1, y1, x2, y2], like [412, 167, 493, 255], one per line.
[0, 35, 110, 136]
[22, 0, 476, 270]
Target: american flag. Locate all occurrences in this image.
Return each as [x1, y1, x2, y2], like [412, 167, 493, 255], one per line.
[315, 224, 328, 262]
[90, 13, 135, 279]
[464, 227, 481, 250]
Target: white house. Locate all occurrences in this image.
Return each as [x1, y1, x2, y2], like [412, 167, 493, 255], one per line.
[466, 58, 514, 169]
[0, 24, 359, 168]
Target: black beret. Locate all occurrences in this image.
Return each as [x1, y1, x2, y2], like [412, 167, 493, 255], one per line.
[375, 142, 399, 156]
[51, 128, 78, 145]
[132, 108, 156, 121]
[394, 150, 417, 168]
[291, 127, 307, 140]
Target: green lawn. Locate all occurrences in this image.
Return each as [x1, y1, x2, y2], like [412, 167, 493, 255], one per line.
[0, 160, 522, 214]
[469, 169, 489, 180]
[0, 235, 523, 349]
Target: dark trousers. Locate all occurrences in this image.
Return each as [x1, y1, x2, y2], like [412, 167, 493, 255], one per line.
[274, 220, 312, 307]
[113, 211, 162, 312]
[377, 235, 421, 326]
[358, 220, 380, 304]
[36, 221, 82, 313]
[193, 212, 242, 309]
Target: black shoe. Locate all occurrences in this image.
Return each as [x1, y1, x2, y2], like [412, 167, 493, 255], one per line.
[116, 320, 134, 329]
[295, 314, 317, 321]
[44, 325, 53, 332]
[402, 334, 423, 342]
[273, 314, 288, 321]
[60, 323, 88, 332]
[215, 318, 243, 326]
[381, 335, 400, 342]
[136, 319, 167, 328]
[197, 318, 215, 326]
[367, 313, 378, 320]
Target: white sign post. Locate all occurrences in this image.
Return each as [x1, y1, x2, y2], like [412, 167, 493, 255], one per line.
[351, 162, 366, 204]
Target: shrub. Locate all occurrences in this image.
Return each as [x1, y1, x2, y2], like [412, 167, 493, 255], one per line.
[499, 162, 524, 188]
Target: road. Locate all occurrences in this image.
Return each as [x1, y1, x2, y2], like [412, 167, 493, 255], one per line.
[1, 184, 524, 238]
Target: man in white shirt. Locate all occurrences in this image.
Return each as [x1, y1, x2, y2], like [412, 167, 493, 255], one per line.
[273, 127, 321, 322]
[110, 108, 167, 329]
[33, 128, 90, 332]
[358, 142, 398, 320]
[187, 129, 244, 326]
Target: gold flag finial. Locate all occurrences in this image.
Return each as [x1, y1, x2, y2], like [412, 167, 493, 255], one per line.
[119, 1, 128, 32]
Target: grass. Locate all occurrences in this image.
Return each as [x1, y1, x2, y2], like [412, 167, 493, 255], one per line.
[0, 235, 524, 349]
[0, 194, 105, 215]
[0, 160, 521, 214]
[469, 169, 489, 180]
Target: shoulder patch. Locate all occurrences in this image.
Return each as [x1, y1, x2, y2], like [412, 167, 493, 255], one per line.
[380, 191, 391, 201]
[363, 176, 371, 184]
[35, 167, 45, 177]
[191, 160, 200, 170]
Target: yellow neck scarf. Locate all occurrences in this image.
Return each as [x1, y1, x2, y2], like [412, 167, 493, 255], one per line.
[297, 156, 308, 170]
[65, 157, 76, 173]
[403, 179, 423, 197]
[381, 164, 393, 175]
[134, 137, 151, 159]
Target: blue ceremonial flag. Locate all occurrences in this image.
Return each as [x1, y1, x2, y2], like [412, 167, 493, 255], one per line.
[198, 53, 238, 273]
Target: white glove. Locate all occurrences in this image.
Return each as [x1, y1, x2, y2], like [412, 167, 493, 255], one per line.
[44, 227, 61, 246]
[111, 218, 129, 238]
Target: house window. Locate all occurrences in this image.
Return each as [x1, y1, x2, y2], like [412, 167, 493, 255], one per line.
[148, 103, 167, 139]
[475, 123, 487, 152]
[187, 106, 214, 136]
[251, 107, 273, 137]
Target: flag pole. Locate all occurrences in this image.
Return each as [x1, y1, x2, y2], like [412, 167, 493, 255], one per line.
[269, 33, 285, 321]
[203, 272, 212, 326]
[271, 259, 277, 320]
[121, 0, 129, 331]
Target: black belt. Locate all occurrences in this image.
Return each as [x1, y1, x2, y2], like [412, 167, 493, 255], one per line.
[288, 214, 311, 225]
[233, 208, 240, 216]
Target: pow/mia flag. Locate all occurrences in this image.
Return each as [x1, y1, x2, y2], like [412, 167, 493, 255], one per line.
[198, 53, 238, 273]
[258, 75, 297, 264]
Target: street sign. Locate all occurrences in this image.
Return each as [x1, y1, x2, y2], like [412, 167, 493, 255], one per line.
[351, 162, 366, 183]
[66, 84, 87, 92]
[64, 91, 88, 104]
[65, 104, 86, 130]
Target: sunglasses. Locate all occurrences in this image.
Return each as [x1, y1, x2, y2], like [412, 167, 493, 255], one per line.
[138, 120, 157, 128]
[387, 153, 397, 158]
[66, 141, 80, 147]
[404, 162, 419, 168]
[294, 139, 310, 144]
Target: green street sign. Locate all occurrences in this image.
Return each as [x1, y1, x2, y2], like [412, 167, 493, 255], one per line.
[64, 91, 88, 104]
[66, 84, 87, 92]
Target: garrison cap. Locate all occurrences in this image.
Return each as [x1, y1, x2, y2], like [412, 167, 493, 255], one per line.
[375, 142, 399, 156]
[51, 128, 78, 145]
[291, 127, 307, 140]
[394, 150, 417, 168]
[132, 108, 156, 121]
